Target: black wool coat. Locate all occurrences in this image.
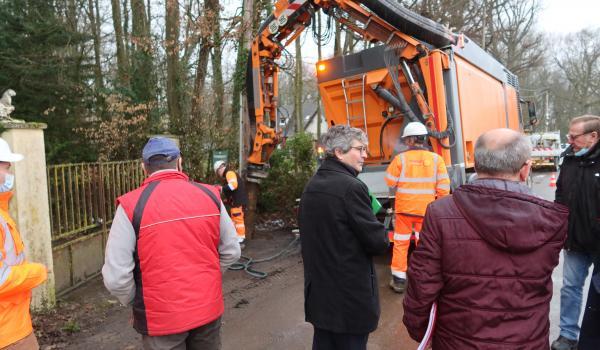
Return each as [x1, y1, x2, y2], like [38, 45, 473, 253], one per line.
[298, 158, 389, 334]
[556, 142, 600, 254]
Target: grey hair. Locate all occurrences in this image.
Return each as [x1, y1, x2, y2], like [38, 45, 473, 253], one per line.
[571, 115, 600, 133]
[320, 125, 368, 157]
[474, 130, 532, 176]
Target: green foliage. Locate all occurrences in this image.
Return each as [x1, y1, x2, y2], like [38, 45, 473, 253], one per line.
[61, 319, 80, 333]
[259, 132, 317, 213]
[0, 0, 95, 164]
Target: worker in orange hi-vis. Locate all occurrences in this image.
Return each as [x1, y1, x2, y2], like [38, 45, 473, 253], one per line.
[385, 122, 450, 293]
[0, 138, 48, 349]
[214, 161, 249, 245]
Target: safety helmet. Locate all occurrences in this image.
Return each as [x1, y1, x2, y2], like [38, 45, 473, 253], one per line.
[0, 138, 23, 162]
[402, 122, 428, 138]
[213, 160, 226, 174]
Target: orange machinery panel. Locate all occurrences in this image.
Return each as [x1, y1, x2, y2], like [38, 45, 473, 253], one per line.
[418, 51, 451, 166]
[318, 68, 404, 164]
[455, 56, 510, 168]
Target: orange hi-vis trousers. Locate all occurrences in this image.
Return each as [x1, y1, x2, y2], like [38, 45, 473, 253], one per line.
[391, 214, 423, 279]
[230, 206, 245, 239]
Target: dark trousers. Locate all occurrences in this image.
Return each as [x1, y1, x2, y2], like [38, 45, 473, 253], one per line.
[312, 327, 369, 350]
[580, 267, 600, 350]
[142, 316, 221, 350]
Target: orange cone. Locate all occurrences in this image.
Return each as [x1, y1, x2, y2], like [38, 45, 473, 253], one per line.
[549, 173, 557, 187]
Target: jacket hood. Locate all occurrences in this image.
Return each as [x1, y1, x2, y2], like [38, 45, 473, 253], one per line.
[452, 182, 569, 253]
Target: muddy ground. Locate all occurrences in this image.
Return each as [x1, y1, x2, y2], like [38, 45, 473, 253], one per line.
[33, 229, 416, 349]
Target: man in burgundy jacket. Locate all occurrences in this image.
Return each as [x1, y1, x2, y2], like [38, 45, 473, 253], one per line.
[403, 128, 569, 350]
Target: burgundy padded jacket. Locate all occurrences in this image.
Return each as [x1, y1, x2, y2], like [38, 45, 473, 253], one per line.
[403, 180, 568, 350]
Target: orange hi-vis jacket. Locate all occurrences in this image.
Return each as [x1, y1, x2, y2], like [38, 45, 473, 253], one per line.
[385, 149, 451, 216]
[0, 192, 47, 348]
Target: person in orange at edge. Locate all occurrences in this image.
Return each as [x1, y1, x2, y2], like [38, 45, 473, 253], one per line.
[385, 122, 450, 293]
[214, 161, 248, 245]
[0, 138, 48, 350]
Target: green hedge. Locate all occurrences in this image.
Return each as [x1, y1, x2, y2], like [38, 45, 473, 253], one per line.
[258, 132, 317, 213]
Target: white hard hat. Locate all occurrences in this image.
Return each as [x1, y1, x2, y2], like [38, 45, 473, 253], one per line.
[0, 138, 23, 162]
[213, 160, 226, 174]
[402, 122, 428, 138]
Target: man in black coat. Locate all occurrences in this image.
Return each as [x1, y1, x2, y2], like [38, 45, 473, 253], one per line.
[299, 125, 390, 350]
[552, 115, 600, 350]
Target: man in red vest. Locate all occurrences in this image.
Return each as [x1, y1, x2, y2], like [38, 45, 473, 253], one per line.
[102, 137, 241, 349]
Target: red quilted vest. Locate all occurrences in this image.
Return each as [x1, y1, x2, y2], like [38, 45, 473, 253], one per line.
[117, 170, 222, 336]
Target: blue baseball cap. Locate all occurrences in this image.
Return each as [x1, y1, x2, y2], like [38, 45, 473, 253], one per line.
[142, 137, 180, 163]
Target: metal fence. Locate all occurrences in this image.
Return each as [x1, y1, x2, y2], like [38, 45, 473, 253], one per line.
[47, 160, 144, 244]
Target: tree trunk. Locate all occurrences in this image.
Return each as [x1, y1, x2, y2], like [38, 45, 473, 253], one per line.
[212, 11, 224, 128]
[231, 0, 255, 129]
[111, 0, 130, 87]
[130, 0, 156, 103]
[294, 37, 303, 133]
[165, 0, 183, 132]
[123, 0, 130, 62]
[190, 0, 217, 122]
[334, 21, 342, 56]
[66, 0, 77, 32]
[88, 0, 104, 92]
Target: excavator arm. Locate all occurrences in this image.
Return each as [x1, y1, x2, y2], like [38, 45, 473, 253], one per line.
[245, 0, 460, 181]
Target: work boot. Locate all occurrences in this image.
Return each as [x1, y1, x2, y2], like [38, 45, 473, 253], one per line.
[389, 276, 406, 293]
[550, 336, 578, 350]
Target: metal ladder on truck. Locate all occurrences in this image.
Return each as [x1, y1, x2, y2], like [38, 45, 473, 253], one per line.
[341, 74, 369, 139]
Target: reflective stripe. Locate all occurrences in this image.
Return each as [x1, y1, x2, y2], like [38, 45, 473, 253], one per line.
[393, 233, 412, 241]
[141, 214, 220, 229]
[386, 174, 400, 183]
[397, 176, 437, 183]
[437, 184, 451, 190]
[437, 173, 450, 180]
[397, 188, 436, 195]
[391, 270, 407, 279]
[2, 220, 22, 265]
[0, 216, 14, 285]
[0, 263, 11, 285]
[235, 224, 245, 228]
[414, 231, 420, 240]
[399, 154, 406, 179]
[433, 153, 439, 172]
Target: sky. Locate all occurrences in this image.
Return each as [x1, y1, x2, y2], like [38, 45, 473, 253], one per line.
[537, 0, 600, 34]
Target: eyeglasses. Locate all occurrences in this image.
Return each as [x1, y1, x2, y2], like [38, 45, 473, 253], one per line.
[566, 132, 591, 141]
[350, 146, 368, 154]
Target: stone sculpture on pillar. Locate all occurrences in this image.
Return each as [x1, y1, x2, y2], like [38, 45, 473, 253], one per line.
[0, 89, 17, 120]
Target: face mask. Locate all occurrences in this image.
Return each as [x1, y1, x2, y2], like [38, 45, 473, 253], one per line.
[575, 148, 589, 156]
[0, 173, 14, 192]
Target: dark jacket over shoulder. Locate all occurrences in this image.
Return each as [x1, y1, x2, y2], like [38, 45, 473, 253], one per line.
[403, 179, 568, 350]
[556, 142, 600, 254]
[299, 158, 389, 334]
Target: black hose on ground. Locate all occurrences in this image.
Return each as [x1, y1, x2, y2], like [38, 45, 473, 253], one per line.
[228, 235, 300, 278]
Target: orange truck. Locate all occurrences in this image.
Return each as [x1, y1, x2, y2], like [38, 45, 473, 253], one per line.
[245, 0, 534, 198]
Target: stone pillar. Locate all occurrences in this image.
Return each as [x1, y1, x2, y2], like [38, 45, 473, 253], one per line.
[1, 121, 55, 309]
